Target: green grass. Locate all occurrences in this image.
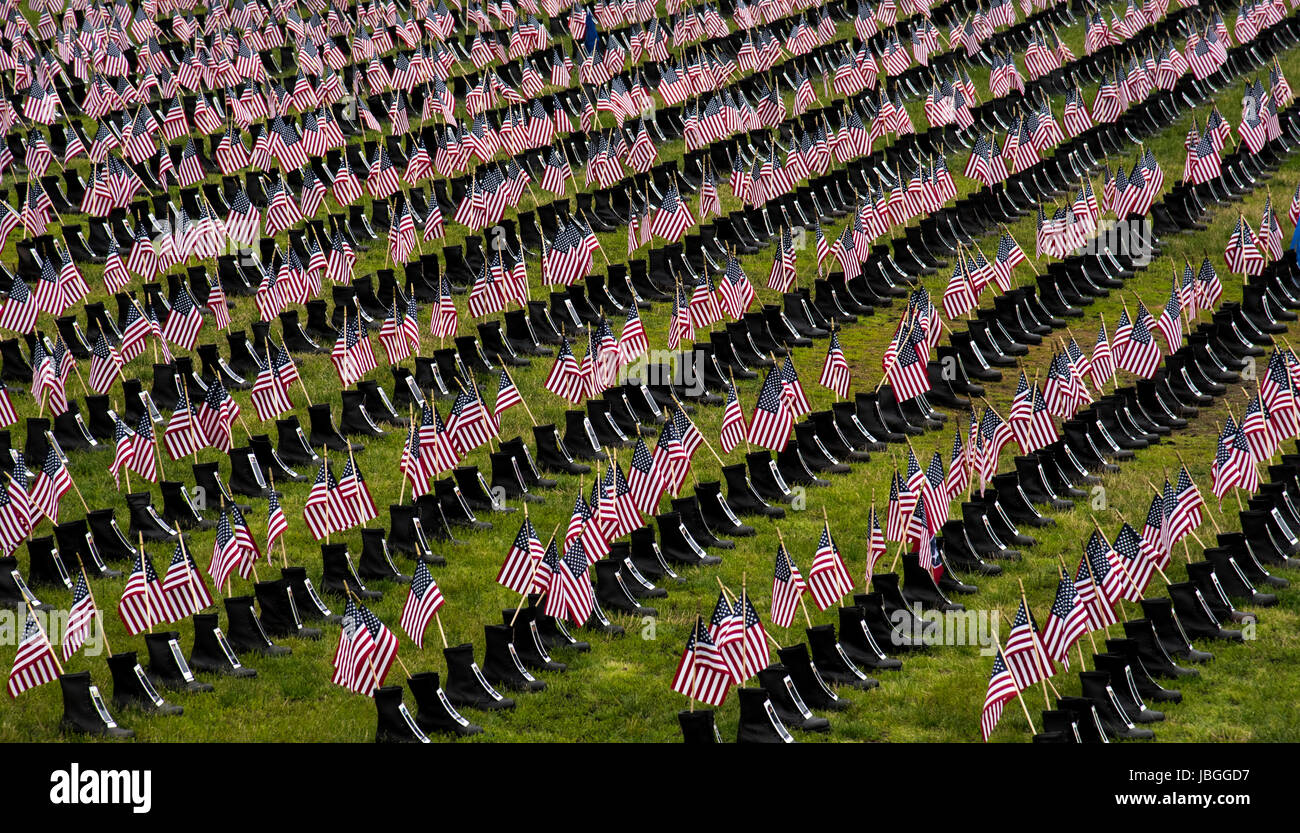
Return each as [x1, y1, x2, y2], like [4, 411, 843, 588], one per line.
[3, 8, 1300, 743]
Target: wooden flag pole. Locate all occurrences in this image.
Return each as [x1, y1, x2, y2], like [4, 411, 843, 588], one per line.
[137, 531, 154, 634]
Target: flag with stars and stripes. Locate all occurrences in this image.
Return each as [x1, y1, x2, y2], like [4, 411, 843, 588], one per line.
[400, 560, 446, 649]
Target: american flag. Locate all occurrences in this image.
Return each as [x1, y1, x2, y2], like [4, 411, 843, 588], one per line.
[885, 324, 930, 402]
[543, 337, 585, 404]
[981, 649, 1019, 741]
[498, 515, 545, 594]
[61, 572, 98, 661]
[747, 365, 793, 451]
[1120, 303, 1162, 378]
[209, 508, 245, 593]
[1116, 521, 1155, 599]
[161, 287, 203, 351]
[1224, 216, 1265, 276]
[543, 538, 595, 626]
[650, 185, 694, 242]
[627, 437, 665, 515]
[400, 560, 445, 649]
[1079, 538, 1120, 627]
[493, 369, 523, 419]
[6, 612, 59, 698]
[709, 592, 745, 683]
[108, 416, 136, 489]
[669, 616, 733, 707]
[1041, 566, 1090, 665]
[770, 542, 807, 628]
[303, 462, 338, 541]
[331, 597, 399, 695]
[119, 549, 176, 635]
[30, 446, 71, 523]
[1169, 465, 1205, 540]
[1003, 598, 1054, 689]
[807, 523, 854, 610]
[266, 488, 288, 550]
[1212, 415, 1259, 499]
[0, 272, 37, 335]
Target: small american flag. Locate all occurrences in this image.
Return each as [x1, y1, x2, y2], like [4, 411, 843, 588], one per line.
[669, 615, 733, 707]
[806, 523, 854, 610]
[1003, 598, 1055, 688]
[7, 612, 59, 698]
[770, 542, 807, 628]
[980, 649, 1019, 741]
[748, 365, 793, 451]
[61, 572, 98, 661]
[400, 560, 445, 649]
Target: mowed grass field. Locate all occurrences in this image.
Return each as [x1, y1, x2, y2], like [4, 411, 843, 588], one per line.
[3, 3, 1300, 742]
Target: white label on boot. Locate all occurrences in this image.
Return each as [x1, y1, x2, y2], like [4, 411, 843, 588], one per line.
[1105, 685, 1136, 729]
[168, 639, 196, 683]
[763, 698, 795, 743]
[302, 579, 332, 617]
[397, 702, 431, 743]
[834, 644, 869, 679]
[768, 460, 790, 494]
[285, 587, 304, 629]
[88, 685, 118, 728]
[83, 533, 108, 571]
[248, 454, 267, 488]
[622, 558, 654, 590]
[134, 664, 166, 707]
[12, 571, 42, 607]
[783, 676, 814, 719]
[527, 620, 552, 662]
[809, 662, 838, 700]
[437, 688, 472, 727]
[469, 662, 505, 700]
[49, 547, 72, 590]
[506, 643, 537, 681]
[213, 629, 244, 669]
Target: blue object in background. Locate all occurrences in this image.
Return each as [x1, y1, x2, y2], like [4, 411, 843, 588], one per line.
[1292, 217, 1300, 266]
[584, 13, 598, 54]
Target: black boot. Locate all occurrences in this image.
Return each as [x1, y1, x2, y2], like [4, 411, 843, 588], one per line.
[281, 566, 340, 624]
[837, 605, 903, 670]
[146, 631, 215, 692]
[254, 579, 323, 640]
[374, 685, 430, 743]
[407, 672, 483, 736]
[320, 542, 382, 600]
[161, 480, 211, 530]
[189, 612, 257, 677]
[223, 595, 292, 656]
[736, 686, 794, 743]
[108, 651, 183, 715]
[757, 664, 830, 732]
[86, 509, 136, 562]
[127, 491, 178, 541]
[593, 559, 657, 616]
[308, 403, 362, 452]
[442, 643, 515, 711]
[358, 528, 410, 583]
[806, 624, 879, 689]
[60, 671, 134, 738]
[777, 643, 849, 711]
[276, 416, 320, 465]
[340, 389, 386, 437]
[678, 708, 721, 743]
[482, 624, 546, 692]
[388, 504, 443, 564]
